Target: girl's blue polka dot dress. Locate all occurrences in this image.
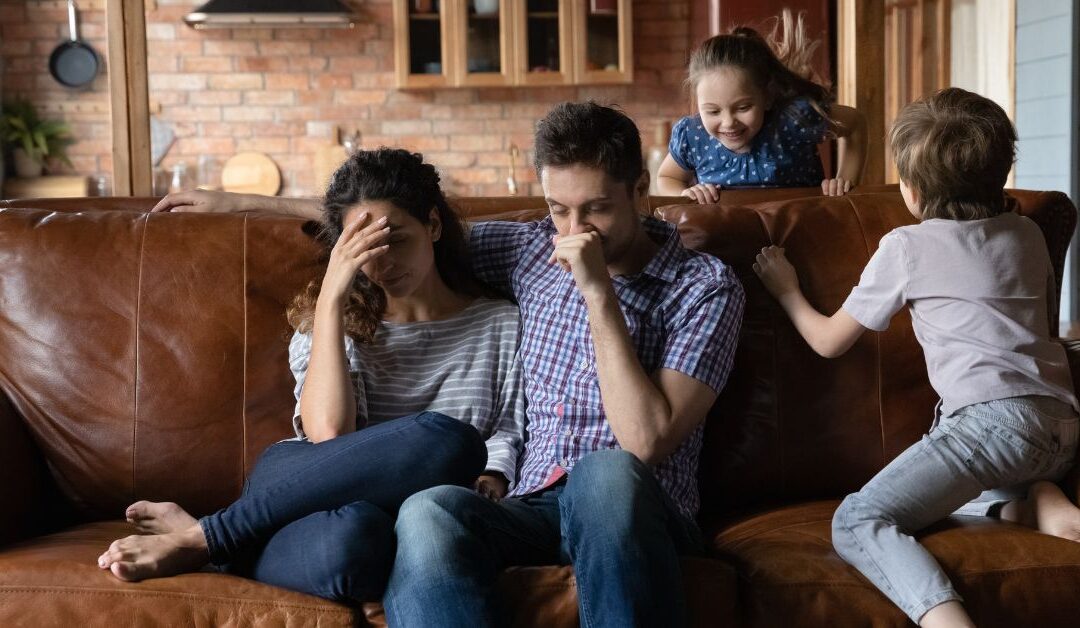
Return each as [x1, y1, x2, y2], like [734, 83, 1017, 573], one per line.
[669, 98, 828, 188]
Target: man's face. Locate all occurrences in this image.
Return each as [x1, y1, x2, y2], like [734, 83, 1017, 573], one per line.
[540, 164, 643, 266]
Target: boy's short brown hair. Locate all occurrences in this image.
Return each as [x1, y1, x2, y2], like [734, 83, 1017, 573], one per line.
[889, 87, 1016, 220]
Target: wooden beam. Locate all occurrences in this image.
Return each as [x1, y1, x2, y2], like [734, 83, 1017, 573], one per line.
[106, 0, 152, 196]
[838, 0, 886, 185]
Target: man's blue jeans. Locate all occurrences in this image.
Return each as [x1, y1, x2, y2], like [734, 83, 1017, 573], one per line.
[198, 411, 486, 603]
[383, 448, 704, 627]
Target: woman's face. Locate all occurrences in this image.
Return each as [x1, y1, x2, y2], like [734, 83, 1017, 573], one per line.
[341, 200, 441, 298]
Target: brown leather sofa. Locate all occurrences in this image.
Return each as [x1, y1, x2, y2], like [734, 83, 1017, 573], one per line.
[1, 186, 1078, 627]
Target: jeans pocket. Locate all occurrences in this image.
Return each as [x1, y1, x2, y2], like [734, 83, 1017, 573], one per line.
[968, 422, 1048, 487]
[1048, 419, 1080, 479]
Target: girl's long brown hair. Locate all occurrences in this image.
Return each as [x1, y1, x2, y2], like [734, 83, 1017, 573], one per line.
[687, 9, 833, 124]
[286, 148, 480, 343]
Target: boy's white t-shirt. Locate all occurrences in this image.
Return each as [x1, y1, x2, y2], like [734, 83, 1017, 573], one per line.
[842, 211, 1078, 417]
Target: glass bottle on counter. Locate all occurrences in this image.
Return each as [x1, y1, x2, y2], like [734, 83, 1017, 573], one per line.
[169, 161, 191, 194]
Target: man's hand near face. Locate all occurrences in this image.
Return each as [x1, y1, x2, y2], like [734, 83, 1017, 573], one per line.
[547, 230, 611, 301]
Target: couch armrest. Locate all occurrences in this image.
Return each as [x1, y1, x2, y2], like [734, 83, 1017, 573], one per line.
[0, 392, 67, 547]
[1058, 340, 1080, 503]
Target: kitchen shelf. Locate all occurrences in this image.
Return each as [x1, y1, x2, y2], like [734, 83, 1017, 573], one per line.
[394, 0, 631, 88]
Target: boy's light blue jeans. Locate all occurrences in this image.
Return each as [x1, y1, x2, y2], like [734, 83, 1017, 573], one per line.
[832, 395, 1079, 623]
[383, 448, 704, 627]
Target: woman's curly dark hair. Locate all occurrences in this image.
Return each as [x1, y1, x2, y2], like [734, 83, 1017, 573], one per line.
[287, 148, 480, 342]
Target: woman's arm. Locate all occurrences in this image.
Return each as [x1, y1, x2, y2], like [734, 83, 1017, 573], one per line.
[821, 104, 868, 196]
[299, 214, 391, 442]
[658, 154, 719, 204]
[475, 337, 526, 501]
[753, 245, 867, 358]
[151, 189, 322, 219]
[300, 302, 356, 443]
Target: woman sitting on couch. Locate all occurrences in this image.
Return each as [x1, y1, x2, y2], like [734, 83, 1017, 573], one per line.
[96, 148, 525, 603]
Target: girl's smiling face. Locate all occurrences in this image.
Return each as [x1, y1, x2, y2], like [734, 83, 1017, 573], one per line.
[695, 65, 769, 154]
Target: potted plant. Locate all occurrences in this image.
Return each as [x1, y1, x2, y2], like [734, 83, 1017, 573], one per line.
[1, 100, 73, 178]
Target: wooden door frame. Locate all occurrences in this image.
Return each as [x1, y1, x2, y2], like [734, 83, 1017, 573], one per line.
[107, 0, 152, 196]
[1069, 0, 1080, 325]
[837, 0, 886, 185]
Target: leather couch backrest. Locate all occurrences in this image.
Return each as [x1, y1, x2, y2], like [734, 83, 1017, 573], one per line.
[659, 188, 1077, 519]
[0, 210, 322, 519]
[0, 188, 1074, 522]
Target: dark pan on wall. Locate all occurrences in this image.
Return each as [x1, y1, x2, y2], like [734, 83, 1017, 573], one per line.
[49, 0, 99, 88]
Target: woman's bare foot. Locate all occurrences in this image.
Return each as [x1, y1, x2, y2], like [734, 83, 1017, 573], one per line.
[125, 501, 198, 534]
[97, 523, 209, 581]
[1030, 480, 1080, 541]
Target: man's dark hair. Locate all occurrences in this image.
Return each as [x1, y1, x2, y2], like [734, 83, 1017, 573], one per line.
[533, 101, 644, 188]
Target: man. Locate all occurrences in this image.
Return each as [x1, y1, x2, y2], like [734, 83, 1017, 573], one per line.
[154, 102, 744, 625]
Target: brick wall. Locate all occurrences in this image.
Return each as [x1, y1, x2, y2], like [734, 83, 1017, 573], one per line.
[0, 0, 696, 197]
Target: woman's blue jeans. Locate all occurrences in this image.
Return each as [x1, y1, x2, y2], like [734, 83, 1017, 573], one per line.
[198, 411, 486, 603]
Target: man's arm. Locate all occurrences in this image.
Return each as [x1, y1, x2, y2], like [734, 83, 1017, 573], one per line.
[151, 189, 322, 219]
[586, 287, 719, 464]
[550, 231, 729, 464]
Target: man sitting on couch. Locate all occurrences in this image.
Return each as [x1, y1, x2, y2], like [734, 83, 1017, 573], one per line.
[152, 101, 745, 625]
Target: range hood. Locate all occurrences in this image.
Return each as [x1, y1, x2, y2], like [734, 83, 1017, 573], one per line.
[184, 0, 356, 29]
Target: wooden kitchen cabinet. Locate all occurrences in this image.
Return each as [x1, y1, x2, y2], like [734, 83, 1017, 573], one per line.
[393, 0, 455, 89]
[393, 0, 632, 88]
[572, 0, 633, 84]
[514, 0, 573, 86]
[455, 0, 514, 87]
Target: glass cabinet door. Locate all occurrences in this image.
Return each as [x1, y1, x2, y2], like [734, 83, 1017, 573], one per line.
[457, 0, 513, 87]
[573, 0, 633, 84]
[515, 0, 572, 85]
[395, 0, 453, 88]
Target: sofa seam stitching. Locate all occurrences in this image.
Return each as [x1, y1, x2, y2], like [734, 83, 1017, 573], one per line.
[132, 212, 149, 500]
[0, 586, 352, 613]
[241, 213, 249, 480]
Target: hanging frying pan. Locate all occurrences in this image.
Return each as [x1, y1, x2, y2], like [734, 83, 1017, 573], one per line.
[49, 0, 99, 88]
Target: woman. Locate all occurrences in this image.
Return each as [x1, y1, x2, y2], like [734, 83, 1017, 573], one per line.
[97, 148, 525, 603]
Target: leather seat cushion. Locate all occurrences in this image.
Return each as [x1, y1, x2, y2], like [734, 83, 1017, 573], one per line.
[711, 501, 1080, 628]
[0, 521, 737, 627]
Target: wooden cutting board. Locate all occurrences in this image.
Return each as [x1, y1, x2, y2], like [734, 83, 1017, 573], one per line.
[315, 144, 348, 196]
[221, 152, 281, 196]
[3, 175, 88, 199]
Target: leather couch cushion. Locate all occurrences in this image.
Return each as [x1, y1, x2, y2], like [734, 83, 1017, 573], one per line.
[0, 520, 735, 628]
[712, 501, 1080, 627]
[0, 521, 354, 627]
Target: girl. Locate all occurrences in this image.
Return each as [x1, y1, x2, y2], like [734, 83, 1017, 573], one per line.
[753, 88, 1080, 627]
[97, 148, 525, 604]
[657, 10, 866, 202]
